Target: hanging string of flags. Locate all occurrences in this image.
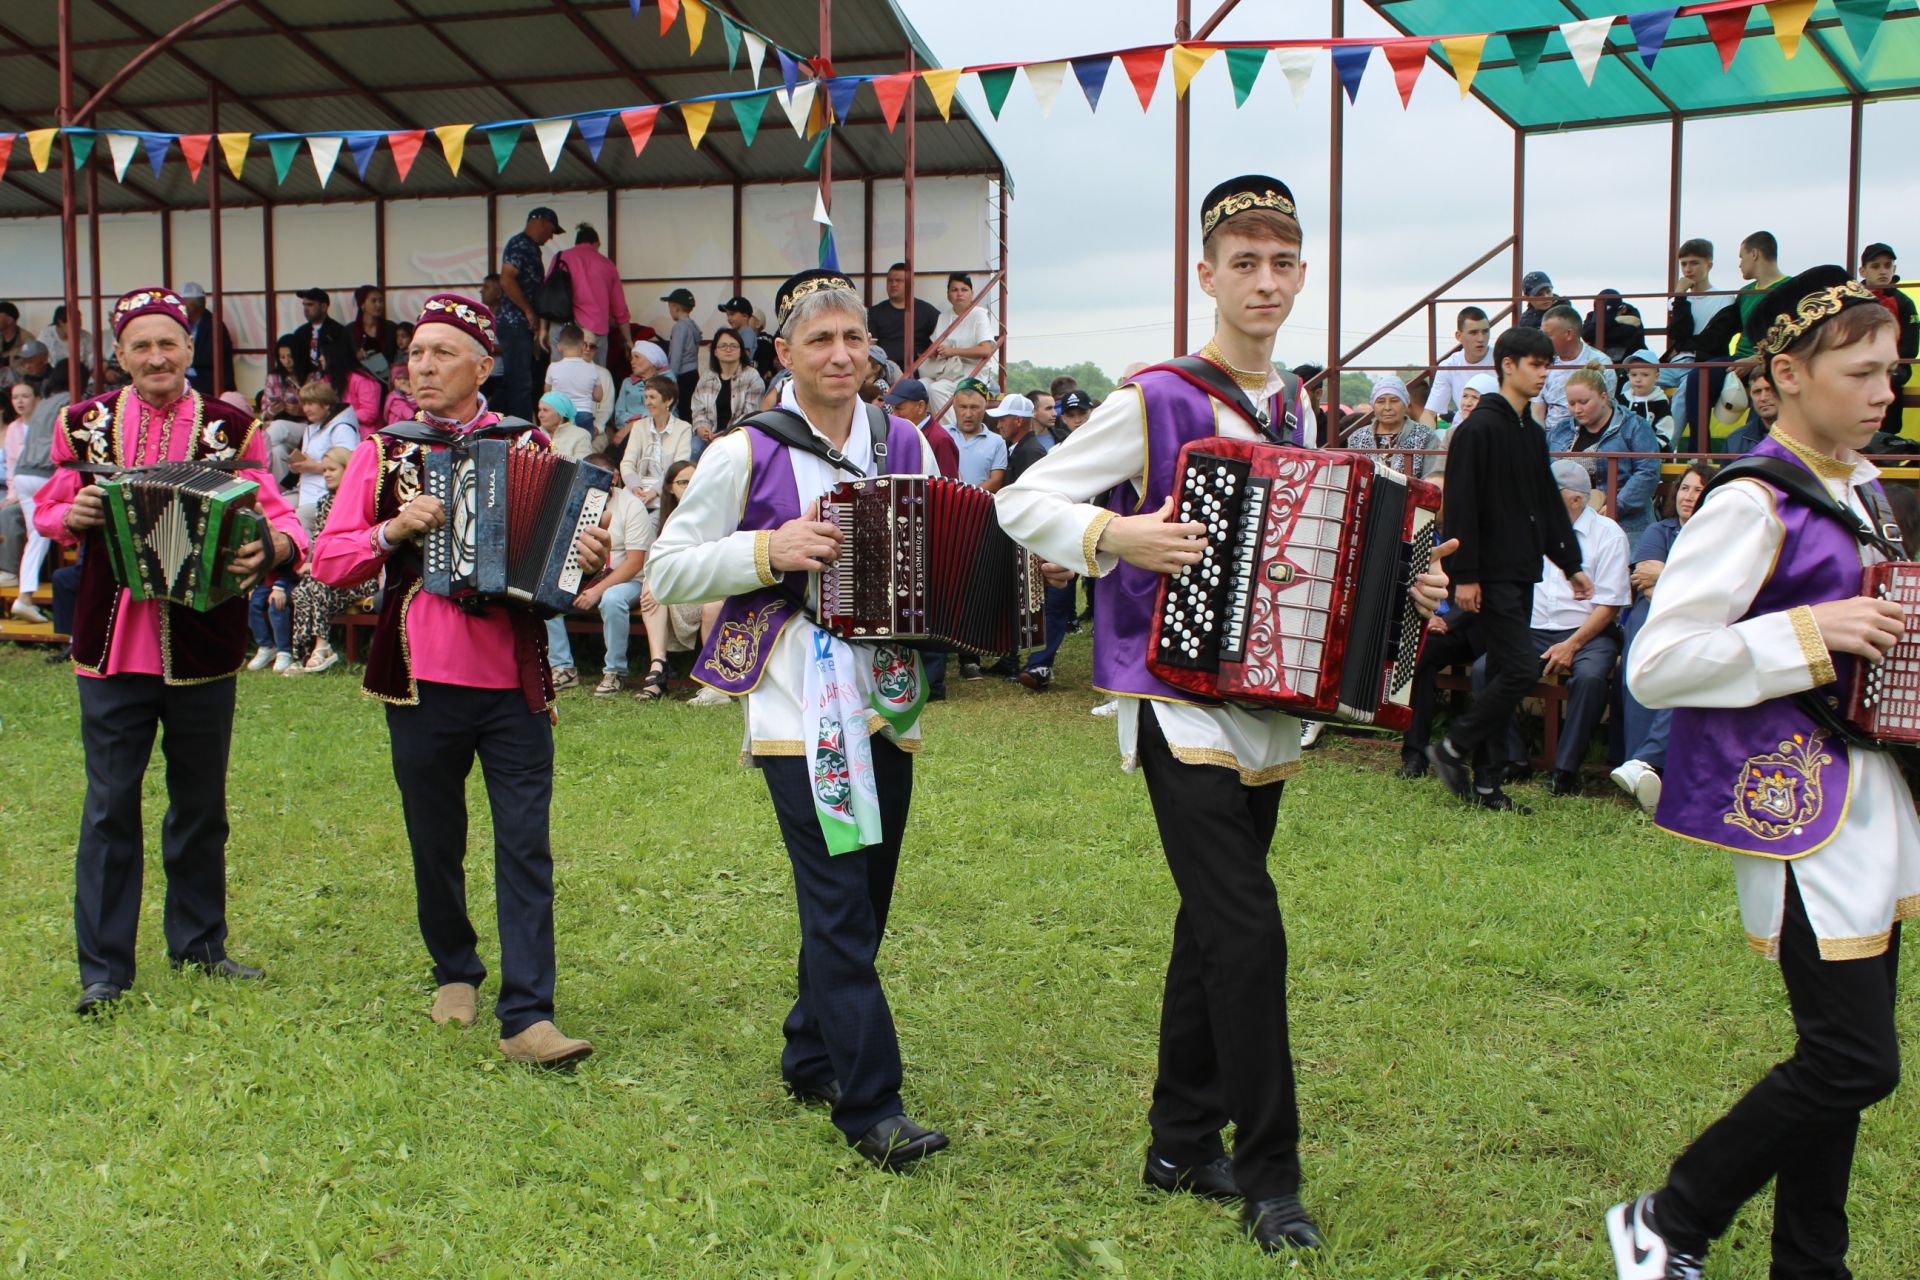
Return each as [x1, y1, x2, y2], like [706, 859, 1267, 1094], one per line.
[0, 0, 1899, 187]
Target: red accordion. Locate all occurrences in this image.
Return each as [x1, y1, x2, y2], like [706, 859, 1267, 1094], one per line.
[1148, 439, 1441, 730]
[1844, 561, 1920, 744]
[818, 474, 1043, 655]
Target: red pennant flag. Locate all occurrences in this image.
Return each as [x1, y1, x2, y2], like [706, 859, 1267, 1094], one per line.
[621, 107, 659, 156]
[387, 130, 425, 182]
[1382, 41, 1428, 106]
[1704, 5, 1752, 70]
[0, 134, 14, 182]
[1119, 47, 1166, 110]
[658, 0, 680, 37]
[178, 133, 211, 182]
[872, 72, 914, 132]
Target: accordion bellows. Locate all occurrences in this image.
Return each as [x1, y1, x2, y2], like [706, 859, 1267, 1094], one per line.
[99, 462, 269, 612]
[421, 441, 612, 612]
[818, 475, 1043, 656]
[1846, 561, 1920, 744]
[1149, 439, 1440, 729]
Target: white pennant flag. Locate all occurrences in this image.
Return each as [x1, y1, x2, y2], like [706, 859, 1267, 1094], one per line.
[743, 31, 767, 86]
[1561, 17, 1613, 86]
[106, 132, 140, 181]
[307, 135, 343, 187]
[777, 81, 818, 137]
[1273, 48, 1317, 106]
[812, 187, 833, 227]
[534, 118, 572, 171]
[1025, 61, 1067, 117]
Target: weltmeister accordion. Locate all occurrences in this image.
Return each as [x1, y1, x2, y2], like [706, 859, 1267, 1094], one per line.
[1148, 439, 1441, 729]
[99, 462, 271, 612]
[421, 440, 612, 612]
[818, 474, 1044, 655]
[1844, 561, 1920, 744]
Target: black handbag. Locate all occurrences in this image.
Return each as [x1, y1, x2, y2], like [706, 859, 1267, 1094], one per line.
[534, 254, 575, 325]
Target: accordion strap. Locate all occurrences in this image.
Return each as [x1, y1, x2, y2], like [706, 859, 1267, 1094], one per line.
[68, 458, 248, 477]
[377, 418, 522, 451]
[738, 402, 893, 478]
[1703, 455, 1908, 562]
[1141, 357, 1300, 446]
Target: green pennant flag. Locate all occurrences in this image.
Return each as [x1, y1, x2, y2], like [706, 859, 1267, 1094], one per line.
[1834, 0, 1890, 57]
[68, 132, 95, 170]
[732, 91, 769, 147]
[269, 136, 300, 183]
[487, 124, 519, 174]
[1507, 28, 1549, 81]
[721, 14, 742, 69]
[802, 129, 828, 174]
[977, 67, 1018, 119]
[1225, 46, 1266, 106]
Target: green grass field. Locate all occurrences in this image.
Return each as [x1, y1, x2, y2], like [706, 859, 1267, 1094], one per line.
[0, 643, 1913, 1279]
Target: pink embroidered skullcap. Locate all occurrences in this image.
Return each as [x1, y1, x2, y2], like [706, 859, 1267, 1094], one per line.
[414, 293, 498, 356]
[111, 287, 191, 338]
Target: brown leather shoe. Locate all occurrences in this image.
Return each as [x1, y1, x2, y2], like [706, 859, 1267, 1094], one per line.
[429, 982, 478, 1027]
[499, 1020, 593, 1067]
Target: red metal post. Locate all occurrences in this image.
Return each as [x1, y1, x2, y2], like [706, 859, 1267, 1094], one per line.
[1846, 97, 1863, 270]
[1325, 0, 1345, 414]
[1666, 118, 1683, 287]
[374, 197, 388, 292]
[486, 197, 499, 278]
[904, 45, 917, 309]
[862, 176, 875, 298]
[1173, 0, 1192, 356]
[818, 0, 833, 267]
[263, 202, 277, 350]
[998, 180, 1010, 388]
[605, 186, 617, 268]
[161, 208, 175, 285]
[731, 183, 744, 296]
[209, 82, 228, 396]
[88, 162, 105, 387]
[1511, 130, 1526, 319]
[58, 0, 83, 402]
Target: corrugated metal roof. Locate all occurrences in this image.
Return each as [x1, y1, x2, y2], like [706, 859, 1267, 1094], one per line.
[0, 0, 1008, 217]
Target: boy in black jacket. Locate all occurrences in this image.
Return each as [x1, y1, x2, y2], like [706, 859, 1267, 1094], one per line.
[1428, 325, 1592, 812]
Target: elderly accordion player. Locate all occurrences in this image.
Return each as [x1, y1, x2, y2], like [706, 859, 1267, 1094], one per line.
[98, 462, 272, 612]
[1149, 439, 1441, 729]
[420, 439, 612, 612]
[818, 474, 1044, 655]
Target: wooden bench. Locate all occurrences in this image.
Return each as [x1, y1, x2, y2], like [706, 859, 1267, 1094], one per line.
[1431, 667, 1572, 771]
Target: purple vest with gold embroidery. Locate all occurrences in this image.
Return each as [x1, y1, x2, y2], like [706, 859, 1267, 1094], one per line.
[1655, 436, 1874, 859]
[694, 416, 926, 695]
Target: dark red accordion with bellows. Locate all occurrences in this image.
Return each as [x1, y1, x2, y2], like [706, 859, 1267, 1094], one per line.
[1844, 561, 1920, 744]
[818, 475, 1043, 655]
[1148, 439, 1441, 729]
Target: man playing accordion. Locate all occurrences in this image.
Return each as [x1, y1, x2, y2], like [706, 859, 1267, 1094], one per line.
[35, 287, 306, 1015]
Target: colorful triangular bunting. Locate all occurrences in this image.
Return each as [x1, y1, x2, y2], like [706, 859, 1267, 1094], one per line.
[731, 91, 769, 146]
[1331, 44, 1371, 103]
[1071, 55, 1111, 110]
[1026, 61, 1067, 117]
[178, 133, 211, 182]
[1438, 35, 1485, 97]
[268, 135, 300, 183]
[1834, 0, 1891, 57]
[681, 100, 716, 149]
[1171, 44, 1216, 98]
[533, 118, 571, 171]
[26, 128, 58, 174]
[434, 123, 470, 176]
[575, 114, 610, 162]
[923, 67, 963, 121]
[1561, 16, 1613, 85]
[141, 134, 171, 179]
[218, 131, 249, 179]
[485, 124, 518, 173]
[106, 132, 140, 181]
[777, 81, 818, 136]
[684, 0, 707, 53]
[1703, 5, 1752, 71]
[744, 30, 767, 85]
[658, 0, 679, 38]
[620, 107, 658, 156]
[1766, 0, 1817, 57]
[1382, 41, 1427, 106]
[1507, 29, 1549, 81]
[388, 129, 425, 181]
[346, 133, 380, 179]
[872, 72, 914, 130]
[307, 135, 343, 187]
[977, 67, 1018, 118]
[825, 75, 860, 124]
[1119, 47, 1165, 110]
[1627, 8, 1678, 69]
[0, 135, 13, 182]
[720, 14, 742, 69]
[802, 129, 828, 174]
[776, 47, 801, 96]
[1224, 46, 1265, 106]
[1274, 47, 1316, 106]
[69, 132, 96, 171]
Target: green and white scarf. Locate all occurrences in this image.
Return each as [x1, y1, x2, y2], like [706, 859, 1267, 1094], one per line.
[802, 627, 925, 855]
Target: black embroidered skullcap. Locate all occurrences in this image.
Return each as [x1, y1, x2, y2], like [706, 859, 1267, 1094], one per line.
[773, 269, 861, 335]
[1200, 175, 1299, 242]
[1744, 264, 1881, 361]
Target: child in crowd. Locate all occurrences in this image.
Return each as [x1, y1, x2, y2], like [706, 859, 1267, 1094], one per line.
[285, 446, 375, 675]
[543, 324, 601, 428]
[537, 392, 594, 461]
[381, 360, 417, 428]
[1619, 349, 1677, 449]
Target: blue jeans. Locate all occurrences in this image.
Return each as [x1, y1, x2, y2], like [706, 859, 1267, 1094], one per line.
[1025, 580, 1079, 672]
[596, 580, 646, 674]
[1618, 599, 1670, 768]
[249, 582, 290, 654]
[545, 615, 574, 670]
[497, 324, 535, 421]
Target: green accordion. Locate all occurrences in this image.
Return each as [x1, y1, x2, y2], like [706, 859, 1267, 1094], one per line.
[99, 462, 270, 611]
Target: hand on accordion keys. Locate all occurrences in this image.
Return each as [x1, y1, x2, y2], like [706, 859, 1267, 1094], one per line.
[385, 494, 447, 545]
[769, 500, 845, 574]
[1099, 496, 1208, 574]
[64, 484, 109, 533]
[1812, 595, 1906, 662]
[574, 522, 613, 580]
[226, 528, 294, 591]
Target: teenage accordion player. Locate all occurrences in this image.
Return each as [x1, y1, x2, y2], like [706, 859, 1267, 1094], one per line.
[1845, 561, 1920, 744]
[1148, 438, 1441, 729]
[98, 462, 272, 612]
[818, 474, 1044, 655]
[420, 439, 612, 612]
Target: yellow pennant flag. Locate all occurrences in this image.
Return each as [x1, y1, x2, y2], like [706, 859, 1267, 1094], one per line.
[685, 0, 707, 53]
[922, 67, 963, 121]
[218, 131, 250, 179]
[435, 123, 471, 176]
[682, 99, 716, 149]
[1171, 44, 1217, 98]
[1438, 34, 1486, 97]
[1767, 0, 1817, 58]
[26, 128, 58, 173]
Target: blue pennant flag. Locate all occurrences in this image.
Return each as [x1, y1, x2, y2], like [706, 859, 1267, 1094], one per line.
[576, 113, 611, 161]
[1071, 55, 1111, 110]
[1332, 44, 1371, 103]
[819, 225, 840, 272]
[777, 47, 801, 96]
[1627, 8, 1678, 69]
[825, 76, 861, 124]
[346, 134, 379, 178]
[142, 134, 171, 178]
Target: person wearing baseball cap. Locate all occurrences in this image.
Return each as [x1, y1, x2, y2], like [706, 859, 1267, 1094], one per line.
[881, 377, 957, 478]
[290, 287, 355, 397]
[660, 287, 702, 413]
[718, 295, 759, 355]
[175, 282, 233, 397]
[1056, 388, 1095, 435]
[1518, 270, 1562, 328]
[1859, 242, 1918, 419]
[33, 286, 307, 1016]
[493, 208, 561, 420]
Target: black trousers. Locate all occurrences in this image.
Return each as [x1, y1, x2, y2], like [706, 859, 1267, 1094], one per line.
[1658, 873, 1903, 1278]
[1137, 704, 1301, 1202]
[1401, 613, 1483, 758]
[385, 681, 557, 1038]
[761, 739, 914, 1140]
[1443, 580, 1536, 781]
[74, 674, 236, 988]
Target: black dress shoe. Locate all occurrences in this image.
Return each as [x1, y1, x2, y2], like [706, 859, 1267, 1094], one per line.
[76, 983, 124, 1016]
[785, 1077, 843, 1108]
[1395, 754, 1428, 780]
[171, 956, 265, 980]
[1504, 762, 1535, 787]
[1548, 769, 1581, 796]
[1242, 1195, 1324, 1253]
[1143, 1149, 1240, 1201]
[1427, 739, 1472, 799]
[1472, 789, 1533, 815]
[852, 1114, 949, 1170]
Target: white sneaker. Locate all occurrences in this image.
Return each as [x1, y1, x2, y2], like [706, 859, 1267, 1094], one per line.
[1606, 1193, 1705, 1280]
[688, 686, 733, 707]
[10, 598, 48, 624]
[247, 645, 276, 671]
[1300, 720, 1325, 749]
[271, 652, 295, 674]
[1609, 760, 1663, 815]
[304, 645, 341, 674]
[1090, 699, 1119, 718]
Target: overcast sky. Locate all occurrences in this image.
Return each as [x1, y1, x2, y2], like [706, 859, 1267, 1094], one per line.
[897, 0, 1920, 379]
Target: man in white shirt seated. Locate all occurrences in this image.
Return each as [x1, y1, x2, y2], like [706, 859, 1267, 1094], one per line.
[922, 273, 998, 419]
[1471, 459, 1631, 796]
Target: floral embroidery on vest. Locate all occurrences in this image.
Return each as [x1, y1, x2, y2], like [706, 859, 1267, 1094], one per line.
[705, 602, 783, 683]
[1725, 731, 1834, 842]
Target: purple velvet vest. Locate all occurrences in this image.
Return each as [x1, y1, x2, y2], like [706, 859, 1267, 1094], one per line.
[694, 415, 927, 695]
[1091, 367, 1289, 703]
[1655, 435, 1875, 859]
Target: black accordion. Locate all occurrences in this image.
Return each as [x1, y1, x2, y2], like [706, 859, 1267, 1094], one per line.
[98, 462, 270, 612]
[818, 474, 1043, 655]
[1148, 439, 1440, 729]
[420, 440, 612, 612]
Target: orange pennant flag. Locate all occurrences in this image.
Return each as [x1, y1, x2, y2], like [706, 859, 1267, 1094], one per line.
[178, 133, 211, 182]
[388, 130, 426, 181]
[621, 107, 659, 156]
[658, 0, 680, 37]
